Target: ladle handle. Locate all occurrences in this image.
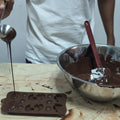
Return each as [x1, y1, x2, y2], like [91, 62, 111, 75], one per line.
[0, 1, 7, 24]
[84, 21, 103, 68]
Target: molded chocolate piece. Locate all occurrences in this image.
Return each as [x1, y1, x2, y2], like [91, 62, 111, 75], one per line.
[1, 91, 67, 117]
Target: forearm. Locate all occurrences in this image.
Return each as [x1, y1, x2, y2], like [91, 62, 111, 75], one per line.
[98, 0, 115, 45]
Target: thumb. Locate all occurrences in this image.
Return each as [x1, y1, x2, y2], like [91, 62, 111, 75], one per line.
[0, 0, 5, 17]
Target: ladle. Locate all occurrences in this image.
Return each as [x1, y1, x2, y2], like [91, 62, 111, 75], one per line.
[0, 0, 16, 43]
[0, 0, 7, 24]
[0, 1, 16, 93]
[0, 24, 16, 43]
[0, 1, 16, 43]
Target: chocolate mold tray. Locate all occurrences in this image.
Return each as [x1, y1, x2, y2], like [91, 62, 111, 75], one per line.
[1, 91, 67, 117]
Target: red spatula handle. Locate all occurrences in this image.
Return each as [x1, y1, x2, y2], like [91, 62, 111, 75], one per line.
[84, 21, 103, 68]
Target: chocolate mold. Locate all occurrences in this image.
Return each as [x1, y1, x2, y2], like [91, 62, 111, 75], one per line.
[1, 91, 67, 117]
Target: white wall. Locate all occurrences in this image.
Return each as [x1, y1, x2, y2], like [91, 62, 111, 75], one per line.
[0, 0, 120, 63]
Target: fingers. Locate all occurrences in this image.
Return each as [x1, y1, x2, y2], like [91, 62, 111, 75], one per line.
[0, 0, 5, 18]
[0, 0, 5, 10]
[6, 0, 14, 12]
[0, 0, 14, 19]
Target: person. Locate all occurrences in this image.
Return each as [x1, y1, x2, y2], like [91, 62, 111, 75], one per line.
[0, 0, 115, 64]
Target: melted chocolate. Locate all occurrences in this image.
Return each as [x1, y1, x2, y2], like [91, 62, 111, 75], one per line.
[65, 54, 120, 88]
[1, 27, 17, 93]
[8, 43, 16, 92]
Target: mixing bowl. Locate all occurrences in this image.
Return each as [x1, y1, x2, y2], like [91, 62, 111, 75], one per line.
[57, 44, 120, 102]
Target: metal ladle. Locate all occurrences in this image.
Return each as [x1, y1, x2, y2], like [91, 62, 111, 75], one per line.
[0, 24, 16, 43]
[0, 1, 16, 43]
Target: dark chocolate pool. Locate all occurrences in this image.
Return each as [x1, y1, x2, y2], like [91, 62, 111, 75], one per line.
[65, 54, 120, 88]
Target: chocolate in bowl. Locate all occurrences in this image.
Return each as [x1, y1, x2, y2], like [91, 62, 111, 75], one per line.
[57, 44, 120, 102]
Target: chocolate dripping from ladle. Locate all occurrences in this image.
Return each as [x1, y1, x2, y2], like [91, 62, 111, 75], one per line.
[0, 1, 17, 93]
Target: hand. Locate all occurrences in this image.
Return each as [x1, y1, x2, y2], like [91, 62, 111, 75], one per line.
[0, 0, 14, 19]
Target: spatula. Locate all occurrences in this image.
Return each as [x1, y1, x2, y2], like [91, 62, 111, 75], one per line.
[84, 21, 109, 82]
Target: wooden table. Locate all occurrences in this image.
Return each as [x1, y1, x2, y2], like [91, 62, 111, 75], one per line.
[0, 63, 120, 120]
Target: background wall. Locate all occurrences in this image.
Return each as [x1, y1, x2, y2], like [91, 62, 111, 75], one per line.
[0, 0, 120, 63]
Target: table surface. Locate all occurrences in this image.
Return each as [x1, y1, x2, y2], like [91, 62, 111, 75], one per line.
[0, 63, 120, 120]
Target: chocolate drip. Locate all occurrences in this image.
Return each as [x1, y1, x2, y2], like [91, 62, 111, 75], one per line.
[7, 42, 16, 93]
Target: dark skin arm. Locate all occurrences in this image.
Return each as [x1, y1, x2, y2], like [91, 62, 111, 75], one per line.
[98, 0, 115, 46]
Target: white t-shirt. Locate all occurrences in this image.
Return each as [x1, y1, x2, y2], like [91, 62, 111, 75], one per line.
[26, 0, 95, 64]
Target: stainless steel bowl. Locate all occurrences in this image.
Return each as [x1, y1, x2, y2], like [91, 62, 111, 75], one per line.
[57, 44, 120, 102]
